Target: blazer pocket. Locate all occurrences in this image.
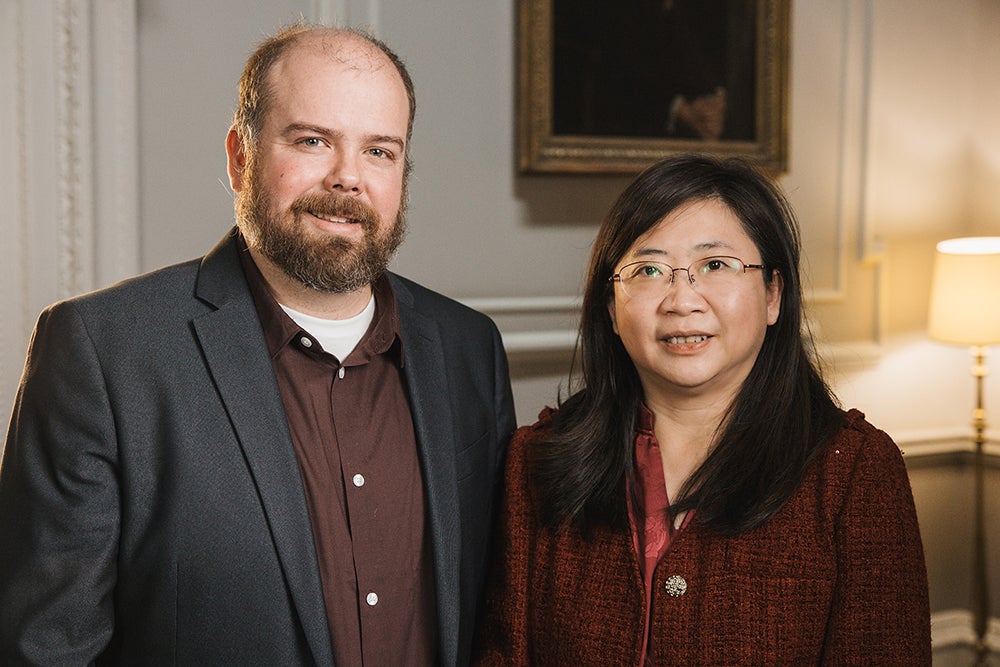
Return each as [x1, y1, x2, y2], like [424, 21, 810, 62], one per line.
[455, 429, 491, 482]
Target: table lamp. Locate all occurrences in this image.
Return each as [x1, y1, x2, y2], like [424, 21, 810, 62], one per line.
[927, 236, 1000, 665]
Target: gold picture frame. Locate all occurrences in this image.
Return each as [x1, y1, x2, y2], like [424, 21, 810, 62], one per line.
[517, 0, 790, 174]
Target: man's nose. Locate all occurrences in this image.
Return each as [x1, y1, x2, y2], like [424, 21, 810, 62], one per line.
[323, 153, 362, 193]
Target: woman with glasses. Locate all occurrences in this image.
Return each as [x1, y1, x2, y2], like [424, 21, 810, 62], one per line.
[474, 154, 931, 665]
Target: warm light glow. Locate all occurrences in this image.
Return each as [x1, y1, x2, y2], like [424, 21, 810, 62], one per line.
[928, 237, 1000, 345]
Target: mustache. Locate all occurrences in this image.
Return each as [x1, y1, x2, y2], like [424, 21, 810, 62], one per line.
[290, 193, 380, 229]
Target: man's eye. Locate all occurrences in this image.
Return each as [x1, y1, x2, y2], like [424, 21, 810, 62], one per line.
[301, 137, 323, 147]
[368, 147, 391, 159]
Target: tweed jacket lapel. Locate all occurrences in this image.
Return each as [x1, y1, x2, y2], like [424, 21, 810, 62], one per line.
[190, 230, 334, 666]
[389, 274, 462, 667]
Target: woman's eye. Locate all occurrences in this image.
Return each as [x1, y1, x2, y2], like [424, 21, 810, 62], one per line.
[704, 259, 725, 272]
[638, 264, 662, 278]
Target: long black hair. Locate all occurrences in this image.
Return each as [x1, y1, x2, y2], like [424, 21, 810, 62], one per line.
[532, 154, 842, 536]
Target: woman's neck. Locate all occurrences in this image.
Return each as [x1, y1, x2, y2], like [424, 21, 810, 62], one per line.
[642, 390, 731, 502]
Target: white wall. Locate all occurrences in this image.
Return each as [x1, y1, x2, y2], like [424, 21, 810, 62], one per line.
[2, 0, 999, 654]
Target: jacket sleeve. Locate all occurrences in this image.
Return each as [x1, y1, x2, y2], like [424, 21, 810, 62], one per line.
[490, 323, 517, 485]
[472, 420, 543, 665]
[823, 423, 932, 664]
[0, 302, 119, 664]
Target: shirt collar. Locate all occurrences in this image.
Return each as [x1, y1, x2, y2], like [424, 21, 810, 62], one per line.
[237, 233, 404, 367]
[636, 401, 655, 434]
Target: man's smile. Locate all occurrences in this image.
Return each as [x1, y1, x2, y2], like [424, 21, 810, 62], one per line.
[308, 210, 359, 224]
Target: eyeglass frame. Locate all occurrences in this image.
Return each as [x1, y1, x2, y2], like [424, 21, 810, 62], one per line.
[608, 256, 766, 297]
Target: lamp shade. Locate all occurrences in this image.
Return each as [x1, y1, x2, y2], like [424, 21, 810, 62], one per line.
[928, 237, 1000, 345]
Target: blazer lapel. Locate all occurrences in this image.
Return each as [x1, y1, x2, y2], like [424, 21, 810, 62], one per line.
[391, 275, 462, 667]
[192, 232, 334, 666]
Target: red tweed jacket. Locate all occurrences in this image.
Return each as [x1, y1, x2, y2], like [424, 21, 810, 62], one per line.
[474, 408, 931, 666]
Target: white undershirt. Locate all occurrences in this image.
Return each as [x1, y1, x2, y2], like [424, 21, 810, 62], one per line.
[279, 294, 376, 362]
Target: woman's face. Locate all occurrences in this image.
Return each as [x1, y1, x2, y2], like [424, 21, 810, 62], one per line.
[608, 198, 782, 407]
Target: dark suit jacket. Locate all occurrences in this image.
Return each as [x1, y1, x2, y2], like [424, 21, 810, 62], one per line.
[0, 229, 516, 666]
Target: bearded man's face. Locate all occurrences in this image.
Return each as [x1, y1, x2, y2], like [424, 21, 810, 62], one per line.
[229, 36, 411, 293]
[236, 153, 406, 293]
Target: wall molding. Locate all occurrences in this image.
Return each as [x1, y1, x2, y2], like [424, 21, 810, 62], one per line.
[0, 0, 27, 406]
[895, 431, 1000, 459]
[0, 0, 139, 424]
[823, 0, 874, 300]
[461, 295, 580, 314]
[845, 0, 878, 264]
[931, 609, 1000, 652]
[471, 297, 885, 369]
[92, 0, 139, 289]
[54, 0, 92, 298]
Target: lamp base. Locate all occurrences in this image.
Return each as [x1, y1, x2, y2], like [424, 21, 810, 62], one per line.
[970, 346, 991, 667]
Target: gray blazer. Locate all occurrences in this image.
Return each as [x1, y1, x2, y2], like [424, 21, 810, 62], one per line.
[0, 229, 516, 666]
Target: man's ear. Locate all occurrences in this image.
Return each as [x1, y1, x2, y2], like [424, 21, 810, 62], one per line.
[226, 127, 247, 192]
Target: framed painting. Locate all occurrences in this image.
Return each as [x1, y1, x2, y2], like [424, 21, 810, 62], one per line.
[517, 0, 790, 174]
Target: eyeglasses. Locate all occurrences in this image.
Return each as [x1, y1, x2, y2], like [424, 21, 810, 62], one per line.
[609, 256, 765, 299]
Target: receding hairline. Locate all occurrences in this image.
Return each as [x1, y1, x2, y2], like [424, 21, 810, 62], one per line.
[263, 26, 414, 139]
[270, 30, 397, 85]
[283, 28, 390, 61]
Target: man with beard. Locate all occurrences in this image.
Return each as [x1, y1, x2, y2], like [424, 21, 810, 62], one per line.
[0, 25, 516, 666]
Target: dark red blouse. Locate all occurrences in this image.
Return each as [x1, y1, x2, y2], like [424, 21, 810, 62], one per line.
[629, 404, 694, 665]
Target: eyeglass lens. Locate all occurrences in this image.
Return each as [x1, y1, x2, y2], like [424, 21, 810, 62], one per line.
[615, 257, 751, 298]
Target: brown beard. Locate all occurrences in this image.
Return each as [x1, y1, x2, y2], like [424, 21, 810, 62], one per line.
[235, 157, 407, 294]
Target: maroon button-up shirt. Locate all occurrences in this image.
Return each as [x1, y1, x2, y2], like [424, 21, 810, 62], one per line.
[241, 242, 436, 666]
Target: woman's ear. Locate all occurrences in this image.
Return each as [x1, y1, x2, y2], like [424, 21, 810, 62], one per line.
[608, 298, 619, 335]
[766, 269, 783, 325]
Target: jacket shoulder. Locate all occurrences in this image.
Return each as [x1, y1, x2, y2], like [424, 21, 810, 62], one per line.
[388, 272, 500, 334]
[823, 408, 905, 466]
[799, 408, 913, 528]
[52, 259, 201, 313]
[44, 230, 246, 327]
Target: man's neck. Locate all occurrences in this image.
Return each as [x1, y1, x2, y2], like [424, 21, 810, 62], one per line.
[248, 246, 373, 320]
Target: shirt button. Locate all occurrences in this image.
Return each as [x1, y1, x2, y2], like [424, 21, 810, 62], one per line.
[353, 473, 365, 487]
[366, 592, 378, 606]
[300, 336, 312, 348]
[338, 367, 345, 379]
[664, 575, 688, 597]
